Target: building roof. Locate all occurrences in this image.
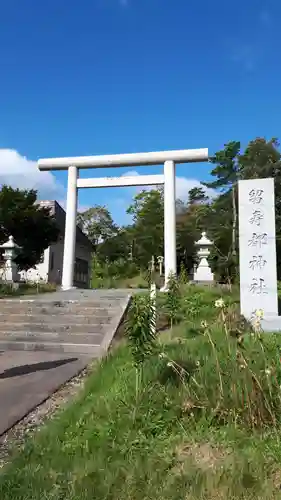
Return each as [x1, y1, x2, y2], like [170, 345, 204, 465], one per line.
[38, 200, 94, 250]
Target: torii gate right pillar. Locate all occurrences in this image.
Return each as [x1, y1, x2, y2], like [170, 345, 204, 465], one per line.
[163, 160, 176, 287]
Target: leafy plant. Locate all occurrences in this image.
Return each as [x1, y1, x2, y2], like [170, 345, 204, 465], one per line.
[164, 273, 182, 328]
[126, 294, 157, 368]
[126, 293, 158, 410]
[179, 262, 189, 284]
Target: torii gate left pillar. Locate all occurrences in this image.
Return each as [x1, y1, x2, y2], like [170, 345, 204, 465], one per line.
[38, 148, 208, 290]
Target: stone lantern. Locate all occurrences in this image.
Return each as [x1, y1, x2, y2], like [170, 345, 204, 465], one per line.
[193, 231, 214, 283]
[0, 236, 21, 283]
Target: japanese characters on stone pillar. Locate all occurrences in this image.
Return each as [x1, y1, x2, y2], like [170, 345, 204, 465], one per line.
[238, 178, 278, 319]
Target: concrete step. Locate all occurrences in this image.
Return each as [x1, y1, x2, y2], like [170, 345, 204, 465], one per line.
[0, 290, 131, 356]
[0, 294, 125, 307]
[0, 302, 122, 315]
[0, 339, 103, 356]
[0, 323, 106, 334]
[0, 332, 104, 343]
[0, 314, 112, 325]
[5, 291, 130, 302]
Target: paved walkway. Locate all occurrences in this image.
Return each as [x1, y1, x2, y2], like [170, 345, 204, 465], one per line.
[0, 351, 90, 436]
[0, 289, 135, 436]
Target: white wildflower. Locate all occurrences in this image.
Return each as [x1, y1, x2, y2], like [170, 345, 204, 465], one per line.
[255, 309, 264, 319]
[265, 368, 271, 376]
[195, 360, 200, 367]
[252, 319, 262, 333]
[215, 298, 225, 308]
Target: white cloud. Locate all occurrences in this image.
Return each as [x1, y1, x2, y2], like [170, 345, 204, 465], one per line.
[175, 176, 215, 201]
[120, 169, 215, 201]
[121, 170, 139, 177]
[0, 149, 64, 200]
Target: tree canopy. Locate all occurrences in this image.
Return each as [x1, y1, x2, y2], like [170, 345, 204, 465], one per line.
[77, 206, 118, 246]
[126, 190, 164, 267]
[0, 186, 59, 270]
[85, 136, 281, 283]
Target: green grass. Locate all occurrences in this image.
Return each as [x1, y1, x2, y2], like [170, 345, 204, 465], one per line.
[2, 285, 281, 499]
[0, 282, 56, 298]
[91, 272, 149, 289]
[91, 272, 165, 289]
[116, 273, 149, 289]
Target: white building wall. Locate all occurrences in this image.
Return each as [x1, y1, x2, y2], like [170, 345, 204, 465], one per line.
[16, 200, 92, 287]
[19, 247, 50, 283]
[19, 241, 92, 287]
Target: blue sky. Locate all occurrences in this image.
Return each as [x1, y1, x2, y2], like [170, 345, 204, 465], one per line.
[0, 0, 280, 225]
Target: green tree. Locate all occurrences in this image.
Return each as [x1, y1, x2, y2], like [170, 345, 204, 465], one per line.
[127, 190, 164, 268]
[204, 138, 281, 281]
[239, 137, 281, 180]
[77, 206, 118, 246]
[97, 227, 132, 262]
[188, 186, 208, 205]
[0, 186, 59, 270]
[176, 188, 210, 273]
[207, 192, 235, 282]
[203, 141, 241, 269]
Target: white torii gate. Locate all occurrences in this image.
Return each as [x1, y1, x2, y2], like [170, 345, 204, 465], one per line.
[38, 148, 209, 290]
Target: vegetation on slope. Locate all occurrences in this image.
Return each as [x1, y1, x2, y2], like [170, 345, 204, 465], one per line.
[2, 287, 281, 499]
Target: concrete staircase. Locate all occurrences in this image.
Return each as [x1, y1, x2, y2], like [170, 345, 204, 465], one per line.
[0, 290, 131, 357]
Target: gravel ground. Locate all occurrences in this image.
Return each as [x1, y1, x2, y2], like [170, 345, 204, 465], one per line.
[0, 360, 96, 469]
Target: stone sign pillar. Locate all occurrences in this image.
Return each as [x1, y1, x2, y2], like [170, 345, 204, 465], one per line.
[238, 178, 278, 320]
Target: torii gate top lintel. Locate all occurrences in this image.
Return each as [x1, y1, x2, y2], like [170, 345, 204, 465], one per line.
[38, 148, 209, 171]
